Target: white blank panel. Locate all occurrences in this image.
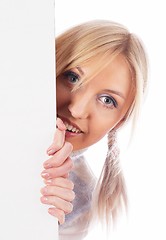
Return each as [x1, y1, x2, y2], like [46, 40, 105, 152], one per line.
[0, 0, 58, 239]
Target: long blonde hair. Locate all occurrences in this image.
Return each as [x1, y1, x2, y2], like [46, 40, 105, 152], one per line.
[56, 20, 148, 226]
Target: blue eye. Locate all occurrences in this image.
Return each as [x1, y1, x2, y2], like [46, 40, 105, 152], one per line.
[63, 70, 80, 85]
[99, 95, 118, 109]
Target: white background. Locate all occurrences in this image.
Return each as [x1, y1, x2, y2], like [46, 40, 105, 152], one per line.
[0, 0, 59, 239]
[0, 1, 165, 239]
[55, 0, 166, 239]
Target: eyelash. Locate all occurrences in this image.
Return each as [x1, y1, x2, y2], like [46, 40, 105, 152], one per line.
[63, 70, 80, 85]
[98, 95, 118, 109]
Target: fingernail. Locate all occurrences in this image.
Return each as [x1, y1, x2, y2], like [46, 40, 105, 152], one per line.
[41, 187, 48, 194]
[45, 179, 52, 184]
[43, 162, 52, 169]
[57, 118, 66, 131]
[41, 171, 50, 179]
[41, 196, 48, 203]
[48, 208, 53, 214]
[47, 149, 55, 155]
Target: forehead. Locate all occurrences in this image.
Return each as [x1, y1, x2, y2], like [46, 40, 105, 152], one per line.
[77, 54, 133, 96]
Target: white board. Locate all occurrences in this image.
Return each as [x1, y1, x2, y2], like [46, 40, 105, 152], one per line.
[0, 0, 58, 239]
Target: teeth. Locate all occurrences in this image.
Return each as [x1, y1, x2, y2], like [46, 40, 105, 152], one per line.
[64, 122, 81, 133]
[72, 127, 76, 132]
[68, 125, 73, 131]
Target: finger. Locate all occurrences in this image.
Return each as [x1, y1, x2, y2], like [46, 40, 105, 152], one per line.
[44, 142, 73, 169]
[42, 157, 73, 179]
[47, 129, 65, 156]
[41, 185, 75, 202]
[44, 177, 74, 190]
[56, 118, 66, 131]
[47, 118, 66, 156]
[48, 208, 65, 225]
[40, 196, 73, 214]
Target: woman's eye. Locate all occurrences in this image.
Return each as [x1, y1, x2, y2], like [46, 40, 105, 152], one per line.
[63, 71, 80, 85]
[99, 95, 118, 109]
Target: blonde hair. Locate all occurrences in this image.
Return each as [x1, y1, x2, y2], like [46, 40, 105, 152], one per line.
[56, 20, 148, 226]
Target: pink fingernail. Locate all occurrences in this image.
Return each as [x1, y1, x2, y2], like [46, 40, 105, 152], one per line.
[43, 162, 52, 169]
[47, 149, 55, 155]
[57, 118, 66, 131]
[41, 196, 48, 203]
[45, 179, 52, 184]
[48, 208, 52, 214]
[41, 187, 48, 194]
[41, 172, 50, 179]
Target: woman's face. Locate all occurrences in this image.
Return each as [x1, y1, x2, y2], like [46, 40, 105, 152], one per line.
[56, 54, 134, 151]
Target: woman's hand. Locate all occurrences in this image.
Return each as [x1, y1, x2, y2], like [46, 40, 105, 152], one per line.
[40, 177, 75, 224]
[40, 118, 75, 224]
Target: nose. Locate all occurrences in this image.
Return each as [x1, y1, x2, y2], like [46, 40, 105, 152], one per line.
[68, 91, 91, 119]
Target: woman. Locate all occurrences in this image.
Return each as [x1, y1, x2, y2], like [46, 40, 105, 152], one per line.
[40, 20, 148, 239]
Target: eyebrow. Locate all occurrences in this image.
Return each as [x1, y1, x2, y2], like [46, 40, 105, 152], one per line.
[104, 89, 126, 100]
[76, 66, 126, 100]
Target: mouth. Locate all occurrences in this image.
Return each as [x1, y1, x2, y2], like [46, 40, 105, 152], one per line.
[58, 115, 83, 134]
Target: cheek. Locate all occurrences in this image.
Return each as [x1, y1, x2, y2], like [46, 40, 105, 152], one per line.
[56, 94, 65, 108]
[56, 86, 69, 108]
[88, 112, 124, 143]
[88, 120, 113, 142]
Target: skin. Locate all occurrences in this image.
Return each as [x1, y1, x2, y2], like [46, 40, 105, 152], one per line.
[41, 54, 134, 224]
[57, 54, 133, 150]
[41, 119, 74, 224]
